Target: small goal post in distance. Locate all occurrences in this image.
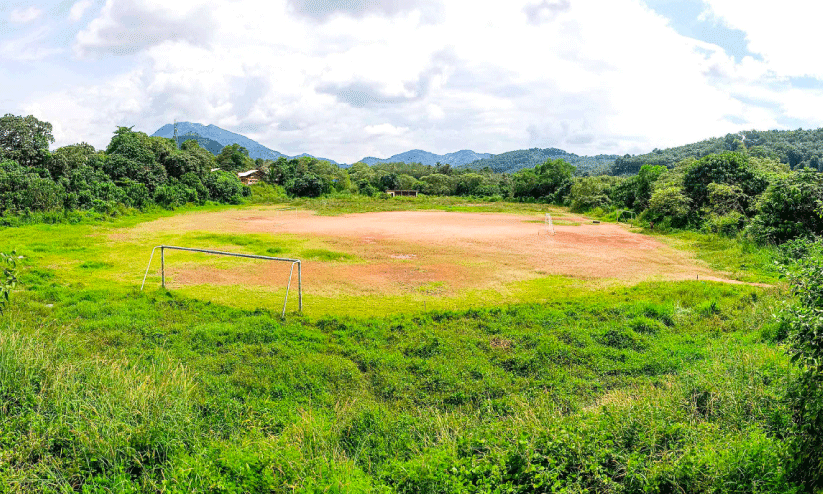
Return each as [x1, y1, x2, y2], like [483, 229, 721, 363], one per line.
[617, 210, 637, 226]
[545, 213, 555, 235]
[141, 245, 301, 318]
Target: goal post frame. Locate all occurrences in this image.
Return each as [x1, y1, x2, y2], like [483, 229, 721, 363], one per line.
[617, 210, 637, 226]
[545, 213, 555, 235]
[141, 245, 302, 318]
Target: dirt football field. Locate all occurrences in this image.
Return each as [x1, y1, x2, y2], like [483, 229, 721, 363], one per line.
[128, 208, 752, 302]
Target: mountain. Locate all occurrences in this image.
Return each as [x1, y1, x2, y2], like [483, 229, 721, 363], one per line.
[175, 132, 224, 155]
[464, 148, 620, 175]
[151, 122, 339, 164]
[360, 149, 493, 167]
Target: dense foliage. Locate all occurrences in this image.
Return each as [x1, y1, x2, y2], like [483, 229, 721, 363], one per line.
[464, 147, 618, 174]
[0, 251, 16, 315]
[777, 238, 823, 489]
[612, 128, 823, 175]
[6, 113, 823, 247]
[0, 254, 796, 491]
[0, 115, 248, 217]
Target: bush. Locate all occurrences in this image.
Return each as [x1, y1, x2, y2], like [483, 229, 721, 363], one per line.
[777, 238, 823, 489]
[0, 251, 17, 315]
[204, 171, 244, 204]
[569, 176, 617, 212]
[0, 159, 65, 213]
[749, 170, 823, 244]
[643, 186, 692, 228]
[704, 211, 746, 236]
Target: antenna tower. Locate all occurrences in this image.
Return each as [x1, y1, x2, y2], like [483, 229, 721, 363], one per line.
[173, 120, 179, 149]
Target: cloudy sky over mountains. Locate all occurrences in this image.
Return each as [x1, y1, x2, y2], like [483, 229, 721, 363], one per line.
[1, 0, 821, 163]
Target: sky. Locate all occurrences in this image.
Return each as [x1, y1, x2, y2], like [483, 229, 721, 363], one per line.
[2, 0, 823, 163]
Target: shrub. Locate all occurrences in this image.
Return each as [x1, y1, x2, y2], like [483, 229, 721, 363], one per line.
[0, 159, 65, 213]
[749, 170, 823, 244]
[704, 211, 746, 236]
[204, 171, 244, 204]
[777, 238, 823, 489]
[0, 251, 17, 315]
[643, 186, 692, 228]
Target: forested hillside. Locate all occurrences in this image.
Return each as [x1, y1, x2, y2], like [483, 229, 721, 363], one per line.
[612, 128, 823, 175]
[152, 122, 339, 164]
[175, 132, 223, 155]
[464, 147, 619, 174]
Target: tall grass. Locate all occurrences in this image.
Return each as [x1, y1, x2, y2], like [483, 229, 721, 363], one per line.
[0, 200, 798, 491]
[0, 277, 799, 491]
[0, 327, 196, 491]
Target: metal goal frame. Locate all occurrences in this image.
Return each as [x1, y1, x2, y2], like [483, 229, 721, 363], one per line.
[544, 213, 555, 235]
[617, 210, 637, 226]
[141, 245, 301, 318]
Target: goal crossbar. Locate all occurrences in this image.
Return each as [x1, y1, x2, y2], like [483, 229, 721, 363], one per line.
[617, 210, 637, 226]
[141, 245, 302, 318]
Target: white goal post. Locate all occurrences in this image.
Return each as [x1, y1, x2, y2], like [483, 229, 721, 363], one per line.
[617, 210, 637, 226]
[544, 213, 555, 235]
[141, 245, 301, 318]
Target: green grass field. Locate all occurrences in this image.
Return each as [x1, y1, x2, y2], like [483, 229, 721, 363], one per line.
[0, 198, 799, 493]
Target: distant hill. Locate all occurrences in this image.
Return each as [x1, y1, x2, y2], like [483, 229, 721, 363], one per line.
[175, 132, 224, 155]
[464, 148, 619, 175]
[151, 122, 339, 164]
[610, 128, 823, 175]
[360, 149, 493, 167]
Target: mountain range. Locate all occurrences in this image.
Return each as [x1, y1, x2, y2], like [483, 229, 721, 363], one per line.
[360, 149, 493, 168]
[150, 122, 620, 173]
[152, 122, 340, 164]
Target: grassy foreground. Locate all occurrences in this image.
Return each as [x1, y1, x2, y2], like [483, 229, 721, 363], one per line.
[0, 200, 799, 492]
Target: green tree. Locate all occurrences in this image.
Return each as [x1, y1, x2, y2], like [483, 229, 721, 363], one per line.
[749, 170, 823, 244]
[568, 176, 618, 213]
[216, 144, 254, 172]
[0, 159, 65, 213]
[106, 127, 156, 165]
[104, 127, 168, 191]
[643, 186, 692, 228]
[0, 114, 54, 169]
[286, 173, 325, 197]
[58, 164, 123, 210]
[205, 171, 244, 204]
[421, 174, 455, 196]
[49, 143, 97, 179]
[682, 152, 763, 211]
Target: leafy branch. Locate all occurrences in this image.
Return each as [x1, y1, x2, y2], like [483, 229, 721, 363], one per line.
[0, 251, 18, 315]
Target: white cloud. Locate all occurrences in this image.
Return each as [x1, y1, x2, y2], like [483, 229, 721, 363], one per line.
[701, 0, 823, 79]
[69, 0, 94, 21]
[364, 123, 409, 136]
[0, 27, 64, 61]
[74, 0, 215, 57]
[9, 6, 43, 23]
[18, 0, 823, 162]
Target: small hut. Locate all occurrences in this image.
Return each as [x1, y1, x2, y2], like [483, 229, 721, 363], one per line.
[238, 169, 265, 185]
[386, 190, 419, 197]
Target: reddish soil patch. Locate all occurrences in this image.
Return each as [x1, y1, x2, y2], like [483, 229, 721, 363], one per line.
[131, 209, 752, 296]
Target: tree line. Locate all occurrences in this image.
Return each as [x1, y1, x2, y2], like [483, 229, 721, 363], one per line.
[612, 127, 823, 175]
[0, 114, 249, 217]
[4, 113, 823, 245]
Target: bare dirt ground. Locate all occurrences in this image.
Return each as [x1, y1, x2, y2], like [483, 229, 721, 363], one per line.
[127, 208, 754, 297]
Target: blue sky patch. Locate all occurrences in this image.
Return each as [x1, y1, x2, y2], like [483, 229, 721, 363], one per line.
[643, 0, 761, 63]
